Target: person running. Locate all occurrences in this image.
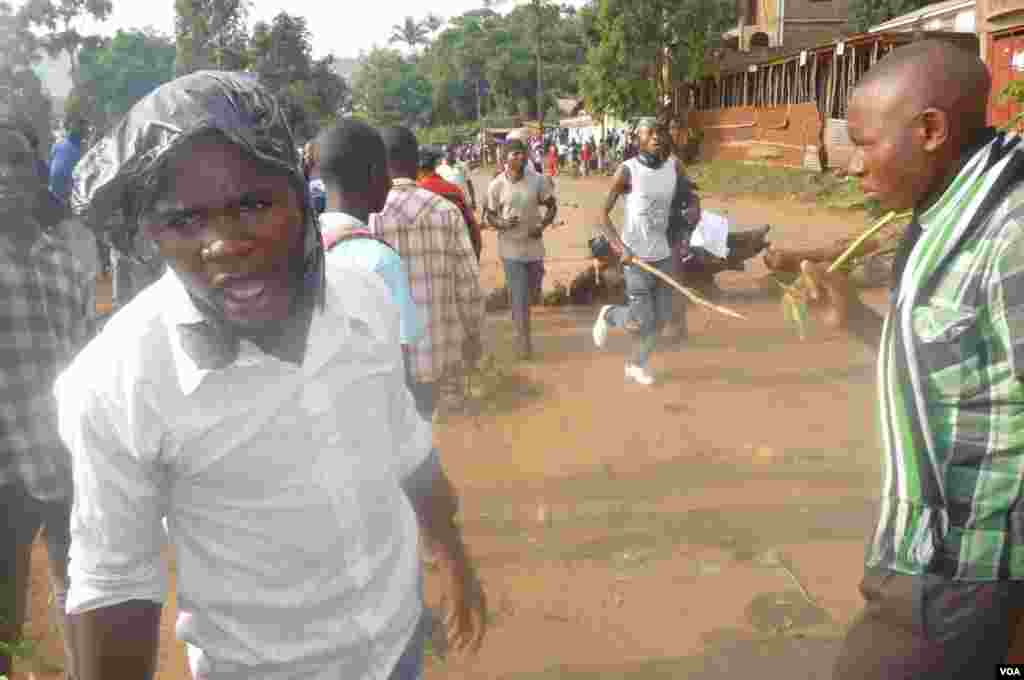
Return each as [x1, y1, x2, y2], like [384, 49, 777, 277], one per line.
[483, 138, 557, 359]
[591, 117, 700, 386]
[60, 72, 486, 680]
[799, 42, 1024, 679]
[0, 100, 94, 680]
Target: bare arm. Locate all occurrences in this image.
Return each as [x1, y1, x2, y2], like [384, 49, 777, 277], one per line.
[529, 196, 559, 238]
[599, 164, 632, 260]
[408, 466, 486, 654]
[801, 261, 884, 353]
[71, 602, 162, 680]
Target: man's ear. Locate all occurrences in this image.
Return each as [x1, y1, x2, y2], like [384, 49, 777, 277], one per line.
[919, 108, 949, 154]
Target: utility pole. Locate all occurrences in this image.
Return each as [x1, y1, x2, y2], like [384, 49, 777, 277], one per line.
[534, 0, 543, 135]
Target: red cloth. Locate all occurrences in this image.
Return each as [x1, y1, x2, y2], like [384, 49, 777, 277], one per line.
[581, 145, 591, 162]
[417, 173, 482, 260]
[546, 149, 558, 177]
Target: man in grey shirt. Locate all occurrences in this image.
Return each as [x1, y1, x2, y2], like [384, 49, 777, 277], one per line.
[484, 138, 557, 359]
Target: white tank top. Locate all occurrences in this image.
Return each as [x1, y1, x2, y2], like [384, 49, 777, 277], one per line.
[622, 157, 677, 262]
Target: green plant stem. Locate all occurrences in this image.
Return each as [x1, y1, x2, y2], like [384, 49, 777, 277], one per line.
[826, 210, 911, 273]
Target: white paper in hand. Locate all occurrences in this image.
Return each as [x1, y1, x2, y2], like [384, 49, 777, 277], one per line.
[690, 211, 730, 259]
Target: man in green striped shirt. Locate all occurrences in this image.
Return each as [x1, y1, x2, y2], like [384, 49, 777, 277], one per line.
[803, 41, 1024, 678]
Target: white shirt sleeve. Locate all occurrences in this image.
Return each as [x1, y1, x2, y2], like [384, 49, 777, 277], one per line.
[56, 365, 169, 615]
[388, 357, 433, 485]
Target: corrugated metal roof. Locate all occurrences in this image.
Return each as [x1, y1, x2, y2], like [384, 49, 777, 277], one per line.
[701, 30, 978, 78]
[869, 0, 975, 32]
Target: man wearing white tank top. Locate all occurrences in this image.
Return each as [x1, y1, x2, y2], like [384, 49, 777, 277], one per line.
[591, 117, 700, 385]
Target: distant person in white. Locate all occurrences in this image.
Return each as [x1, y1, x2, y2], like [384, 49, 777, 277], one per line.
[57, 72, 486, 680]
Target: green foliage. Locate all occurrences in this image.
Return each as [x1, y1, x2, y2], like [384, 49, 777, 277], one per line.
[847, 0, 934, 33]
[579, 0, 734, 118]
[351, 47, 432, 128]
[389, 15, 432, 51]
[73, 29, 175, 131]
[0, 1, 54, 150]
[173, 0, 250, 75]
[18, 0, 113, 84]
[1001, 79, 1024, 130]
[247, 12, 350, 141]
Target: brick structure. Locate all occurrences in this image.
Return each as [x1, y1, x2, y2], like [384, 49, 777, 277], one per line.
[728, 0, 852, 51]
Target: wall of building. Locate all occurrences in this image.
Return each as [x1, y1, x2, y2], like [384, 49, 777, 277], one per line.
[782, 22, 851, 46]
[688, 102, 824, 169]
[783, 0, 851, 23]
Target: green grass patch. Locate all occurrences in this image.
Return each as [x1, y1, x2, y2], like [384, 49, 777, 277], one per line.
[688, 160, 882, 214]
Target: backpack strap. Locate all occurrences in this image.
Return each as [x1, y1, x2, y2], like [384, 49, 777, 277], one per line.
[323, 228, 398, 254]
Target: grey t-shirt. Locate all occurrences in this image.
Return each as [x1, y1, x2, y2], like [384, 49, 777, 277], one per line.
[486, 170, 554, 262]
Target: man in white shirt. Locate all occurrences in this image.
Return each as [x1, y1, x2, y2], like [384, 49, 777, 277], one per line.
[438, 145, 476, 212]
[60, 71, 486, 680]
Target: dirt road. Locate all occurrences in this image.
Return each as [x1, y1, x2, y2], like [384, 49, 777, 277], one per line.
[16, 172, 883, 679]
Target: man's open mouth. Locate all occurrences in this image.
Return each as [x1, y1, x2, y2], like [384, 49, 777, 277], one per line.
[222, 278, 267, 303]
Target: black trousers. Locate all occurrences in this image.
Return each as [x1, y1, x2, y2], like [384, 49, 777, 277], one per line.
[833, 566, 1024, 680]
[0, 480, 75, 677]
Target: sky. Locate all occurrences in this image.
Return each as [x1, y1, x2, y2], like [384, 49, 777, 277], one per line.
[57, 0, 512, 60]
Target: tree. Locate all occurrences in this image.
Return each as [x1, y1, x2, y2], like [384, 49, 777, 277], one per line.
[174, 0, 250, 75]
[0, 1, 53, 149]
[72, 29, 176, 132]
[389, 16, 431, 52]
[579, 0, 733, 119]
[249, 12, 349, 140]
[351, 47, 432, 127]
[848, 0, 933, 32]
[18, 0, 112, 86]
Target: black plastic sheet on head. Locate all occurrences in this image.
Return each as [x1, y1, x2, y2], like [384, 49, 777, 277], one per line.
[72, 70, 306, 235]
[72, 70, 325, 311]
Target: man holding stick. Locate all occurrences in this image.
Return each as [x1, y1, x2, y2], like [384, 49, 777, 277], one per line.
[591, 117, 700, 385]
[801, 41, 1024, 678]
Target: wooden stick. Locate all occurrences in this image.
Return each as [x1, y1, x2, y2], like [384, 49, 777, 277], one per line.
[630, 260, 748, 320]
[826, 210, 911, 273]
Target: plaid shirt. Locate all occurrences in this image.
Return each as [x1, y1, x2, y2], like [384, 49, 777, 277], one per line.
[0, 230, 94, 502]
[370, 179, 484, 384]
[871, 133, 1024, 579]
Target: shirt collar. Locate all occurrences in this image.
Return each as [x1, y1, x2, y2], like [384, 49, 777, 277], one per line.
[160, 269, 318, 396]
[320, 211, 368, 231]
[320, 211, 371, 251]
[392, 178, 416, 188]
[919, 128, 1000, 231]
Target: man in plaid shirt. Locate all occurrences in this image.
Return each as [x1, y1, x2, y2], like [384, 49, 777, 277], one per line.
[803, 42, 1024, 677]
[0, 104, 93, 680]
[373, 126, 484, 419]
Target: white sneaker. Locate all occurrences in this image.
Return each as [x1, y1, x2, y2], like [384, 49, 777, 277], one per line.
[593, 305, 613, 348]
[625, 363, 655, 386]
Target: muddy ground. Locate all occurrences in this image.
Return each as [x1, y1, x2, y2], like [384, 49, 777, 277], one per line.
[17, 171, 895, 679]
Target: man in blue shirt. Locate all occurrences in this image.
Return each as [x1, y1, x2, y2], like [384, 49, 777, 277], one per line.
[48, 118, 86, 205]
[317, 119, 424, 360]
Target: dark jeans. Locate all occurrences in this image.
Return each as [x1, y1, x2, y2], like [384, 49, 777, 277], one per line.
[0, 480, 75, 678]
[606, 257, 677, 367]
[833, 566, 1024, 680]
[502, 259, 544, 351]
[502, 259, 544, 321]
[406, 377, 438, 422]
[386, 613, 427, 680]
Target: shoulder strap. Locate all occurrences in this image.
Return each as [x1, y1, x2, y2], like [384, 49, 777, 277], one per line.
[324, 228, 398, 254]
